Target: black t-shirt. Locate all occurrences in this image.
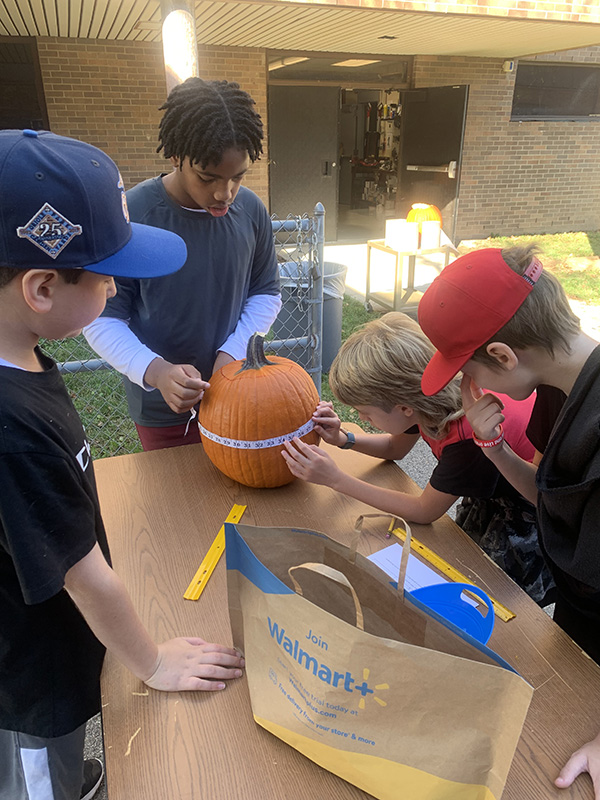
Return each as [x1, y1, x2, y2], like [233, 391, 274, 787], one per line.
[0, 350, 110, 737]
[429, 439, 519, 498]
[537, 345, 600, 590]
[526, 384, 567, 454]
[405, 422, 508, 498]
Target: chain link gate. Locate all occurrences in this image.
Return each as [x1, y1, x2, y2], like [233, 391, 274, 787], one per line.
[41, 204, 325, 460]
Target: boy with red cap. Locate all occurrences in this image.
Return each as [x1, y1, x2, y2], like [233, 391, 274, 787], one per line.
[418, 244, 600, 798]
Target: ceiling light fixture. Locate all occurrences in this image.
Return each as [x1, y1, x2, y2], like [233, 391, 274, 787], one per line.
[268, 57, 309, 71]
[162, 9, 199, 92]
[331, 59, 382, 67]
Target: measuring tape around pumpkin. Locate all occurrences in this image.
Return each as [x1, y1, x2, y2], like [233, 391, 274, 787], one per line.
[183, 504, 247, 601]
[198, 419, 315, 449]
[388, 520, 516, 623]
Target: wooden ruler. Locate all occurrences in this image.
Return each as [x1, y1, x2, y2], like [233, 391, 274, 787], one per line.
[389, 521, 516, 623]
[183, 504, 247, 601]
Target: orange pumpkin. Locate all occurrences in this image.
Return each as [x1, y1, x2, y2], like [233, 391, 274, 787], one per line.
[406, 203, 442, 231]
[198, 333, 320, 488]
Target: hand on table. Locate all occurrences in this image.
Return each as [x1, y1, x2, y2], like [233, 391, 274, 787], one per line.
[144, 637, 245, 692]
[460, 375, 505, 442]
[282, 437, 342, 488]
[555, 733, 600, 798]
[311, 401, 345, 446]
[145, 358, 209, 414]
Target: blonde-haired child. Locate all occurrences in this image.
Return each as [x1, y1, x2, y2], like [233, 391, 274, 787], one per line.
[283, 311, 554, 606]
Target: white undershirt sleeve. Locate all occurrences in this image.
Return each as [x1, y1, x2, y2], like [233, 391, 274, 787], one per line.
[83, 317, 159, 390]
[218, 293, 282, 360]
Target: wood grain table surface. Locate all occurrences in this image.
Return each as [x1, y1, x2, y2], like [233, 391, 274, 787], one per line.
[95, 425, 600, 799]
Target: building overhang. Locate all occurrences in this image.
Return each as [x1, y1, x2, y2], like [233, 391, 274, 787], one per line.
[1, 0, 599, 59]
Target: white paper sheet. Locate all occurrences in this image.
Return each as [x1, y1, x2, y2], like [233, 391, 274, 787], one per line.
[367, 543, 478, 607]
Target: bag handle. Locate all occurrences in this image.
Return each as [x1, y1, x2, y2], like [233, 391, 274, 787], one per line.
[352, 514, 412, 596]
[288, 562, 365, 631]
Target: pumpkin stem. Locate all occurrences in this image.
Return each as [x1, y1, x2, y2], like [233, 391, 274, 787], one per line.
[236, 332, 276, 373]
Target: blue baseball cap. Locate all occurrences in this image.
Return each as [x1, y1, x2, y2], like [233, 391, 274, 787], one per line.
[0, 129, 187, 278]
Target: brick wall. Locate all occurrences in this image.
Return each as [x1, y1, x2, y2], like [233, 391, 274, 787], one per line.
[414, 47, 600, 239]
[25, 36, 600, 237]
[36, 38, 269, 202]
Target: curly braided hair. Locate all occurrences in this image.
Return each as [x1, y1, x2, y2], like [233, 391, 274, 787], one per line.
[157, 77, 263, 169]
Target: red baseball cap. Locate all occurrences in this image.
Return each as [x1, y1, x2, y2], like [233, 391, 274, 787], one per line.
[418, 248, 542, 396]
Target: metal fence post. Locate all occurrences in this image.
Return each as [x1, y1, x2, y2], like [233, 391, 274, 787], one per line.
[311, 202, 325, 394]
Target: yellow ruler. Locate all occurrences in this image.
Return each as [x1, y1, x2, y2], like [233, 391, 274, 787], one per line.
[389, 521, 516, 623]
[183, 504, 247, 601]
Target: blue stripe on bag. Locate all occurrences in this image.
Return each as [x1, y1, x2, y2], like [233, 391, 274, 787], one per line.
[225, 523, 294, 595]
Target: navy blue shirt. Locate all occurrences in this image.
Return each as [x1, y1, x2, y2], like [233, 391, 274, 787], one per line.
[104, 179, 280, 426]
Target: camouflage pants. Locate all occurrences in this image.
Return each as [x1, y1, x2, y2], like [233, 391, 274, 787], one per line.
[456, 495, 556, 606]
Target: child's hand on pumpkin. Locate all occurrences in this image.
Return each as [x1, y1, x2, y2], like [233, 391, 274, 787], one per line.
[282, 438, 342, 487]
[460, 375, 505, 442]
[312, 401, 344, 445]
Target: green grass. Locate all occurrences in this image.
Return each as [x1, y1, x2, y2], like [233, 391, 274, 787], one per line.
[41, 336, 141, 460]
[462, 231, 600, 304]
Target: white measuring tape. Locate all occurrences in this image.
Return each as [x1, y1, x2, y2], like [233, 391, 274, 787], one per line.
[198, 418, 316, 449]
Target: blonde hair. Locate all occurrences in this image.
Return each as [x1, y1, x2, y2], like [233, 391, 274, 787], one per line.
[472, 244, 581, 368]
[329, 312, 464, 439]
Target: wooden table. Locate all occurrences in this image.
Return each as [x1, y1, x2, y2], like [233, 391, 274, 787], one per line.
[96, 430, 600, 799]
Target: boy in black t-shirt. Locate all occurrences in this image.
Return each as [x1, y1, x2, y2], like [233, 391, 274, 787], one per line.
[0, 130, 244, 800]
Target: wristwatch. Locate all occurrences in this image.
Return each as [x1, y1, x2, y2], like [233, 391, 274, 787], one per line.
[339, 429, 356, 449]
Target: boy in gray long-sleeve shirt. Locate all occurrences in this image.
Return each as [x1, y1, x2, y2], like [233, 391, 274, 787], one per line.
[85, 78, 281, 451]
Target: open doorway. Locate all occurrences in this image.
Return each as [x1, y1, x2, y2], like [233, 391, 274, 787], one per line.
[267, 53, 468, 244]
[268, 52, 410, 243]
[338, 88, 402, 242]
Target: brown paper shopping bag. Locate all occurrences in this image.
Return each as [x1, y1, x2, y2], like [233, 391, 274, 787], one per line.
[225, 519, 533, 800]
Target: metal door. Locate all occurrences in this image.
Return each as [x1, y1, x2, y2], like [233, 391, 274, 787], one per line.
[396, 85, 469, 243]
[269, 85, 339, 241]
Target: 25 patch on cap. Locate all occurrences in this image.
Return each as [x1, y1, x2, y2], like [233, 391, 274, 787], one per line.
[16, 203, 83, 259]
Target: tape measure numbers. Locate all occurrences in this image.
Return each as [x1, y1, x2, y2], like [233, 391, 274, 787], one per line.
[389, 522, 515, 623]
[183, 504, 247, 601]
[198, 419, 315, 449]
